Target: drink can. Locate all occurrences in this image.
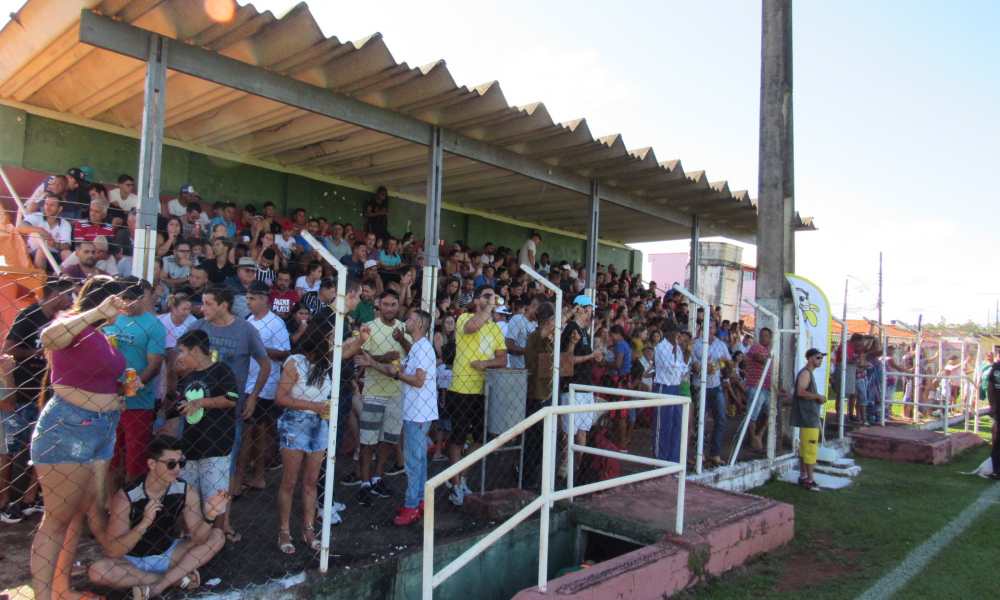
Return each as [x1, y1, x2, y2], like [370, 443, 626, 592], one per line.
[320, 400, 331, 420]
[124, 368, 138, 397]
[391, 360, 401, 373]
[211, 350, 219, 363]
[107, 334, 118, 349]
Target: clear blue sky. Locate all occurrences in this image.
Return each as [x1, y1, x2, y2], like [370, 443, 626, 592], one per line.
[5, 0, 996, 324]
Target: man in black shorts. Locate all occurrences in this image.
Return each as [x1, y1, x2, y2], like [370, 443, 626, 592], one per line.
[88, 436, 226, 598]
[445, 285, 508, 506]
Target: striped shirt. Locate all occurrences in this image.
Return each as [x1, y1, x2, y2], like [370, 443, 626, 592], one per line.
[255, 266, 275, 287]
[653, 341, 689, 386]
[745, 342, 772, 389]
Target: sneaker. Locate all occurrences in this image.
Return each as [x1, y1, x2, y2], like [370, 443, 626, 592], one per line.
[266, 457, 283, 471]
[394, 506, 422, 526]
[384, 464, 406, 477]
[1, 502, 24, 524]
[370, 480, 394, 498]
[557, 462, 568, 479]
[459, 478, 473, 497]
[359, 486, 374, 507]
[449, 488, 465, 507]
[317, 509, 344, 526]
[444, 480, 454, 491]
[316, 501, 347, 514]
[341, 472, 363, 486]
[21, 499, 44, 517]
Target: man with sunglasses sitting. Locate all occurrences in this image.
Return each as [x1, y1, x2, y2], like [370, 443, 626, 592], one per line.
[88, 436, 227, 599]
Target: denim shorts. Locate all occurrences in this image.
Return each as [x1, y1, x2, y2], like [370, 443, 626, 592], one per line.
[278, 410, 328, 453]
[30, 395, 120, 466]
[124, 539, 180, 574]
[748, 387, 771, 420]
[2, 403, 40, 455]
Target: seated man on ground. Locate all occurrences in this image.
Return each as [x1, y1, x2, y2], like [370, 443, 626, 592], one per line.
[88, 436, 226, 600]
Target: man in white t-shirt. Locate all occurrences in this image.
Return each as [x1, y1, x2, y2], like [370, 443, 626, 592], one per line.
[518, 233, 541, 269]
[505, 296, 540, 370]
[238, 281, 292, 492]
[480, 242, 495, 266]
[108, 175, 139, 212]
[16, 193, 72, 271]
[360, 309, 436, 525]
[60, 235, 118, 275]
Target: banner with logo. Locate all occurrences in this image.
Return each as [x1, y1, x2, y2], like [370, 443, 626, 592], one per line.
[785, 274, 832, 397]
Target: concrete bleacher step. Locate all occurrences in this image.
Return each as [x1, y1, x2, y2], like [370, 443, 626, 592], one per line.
[778, 470, 853, 490]
[815, 463, 862, 477]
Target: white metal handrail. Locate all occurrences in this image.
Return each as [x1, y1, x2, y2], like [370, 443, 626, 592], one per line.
[832, 316, 848, 439]
[422, 393, 690, 600]
[673, 283, 709, 473]
[744, 298, 782, 462]
[729, 357, 772, 466]
[883, 371, 975, 435]
[300, 232, 348, 573]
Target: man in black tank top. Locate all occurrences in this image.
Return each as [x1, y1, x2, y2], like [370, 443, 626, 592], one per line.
[88, 436, 227, 598]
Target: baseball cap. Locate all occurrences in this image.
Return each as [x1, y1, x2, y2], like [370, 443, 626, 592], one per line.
[179, 184, 199, 197]
[67, 168, 86, 184]
[805, 348, 827, 359]
[247, 280, 271, 295]
[495, 305, 511, 315]
[364, 260, 379, 269]
[281, 221, 294, 230]
[237, 257, 256, 269]
[79, 167, 94, 183]
[573, 294, 596, 308]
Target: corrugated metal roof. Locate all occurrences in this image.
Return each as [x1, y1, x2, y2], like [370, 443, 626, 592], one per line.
[0, 0, 817, 244]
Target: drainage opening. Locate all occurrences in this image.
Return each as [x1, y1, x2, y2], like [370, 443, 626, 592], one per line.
[579, 528, 644, 564]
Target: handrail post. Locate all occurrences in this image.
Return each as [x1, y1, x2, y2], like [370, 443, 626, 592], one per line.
[914, 316, 923, 424]
[676, 401, 689, 535]
[567, 388, 575, 498]
[833, 317, 848, 437]
[522, 264, 561, 493]
[538, 411, 554, 592]
[301, 232, 346, 574]
[674, 284, 709, 474]
[730, 357, 772, 465]
[974, 342, 982, 435]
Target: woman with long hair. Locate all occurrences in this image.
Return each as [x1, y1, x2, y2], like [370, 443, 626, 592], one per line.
[431, 315, 457, 462]
[156, 217, 183, 257]
[32, 276, 127, 600]
[275, 321, 336, 553]
[286, 303, 313, 349]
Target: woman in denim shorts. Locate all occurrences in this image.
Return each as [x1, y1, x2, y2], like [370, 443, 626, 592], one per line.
[31, 276, 128, 600]
[275, 322, 333, 554]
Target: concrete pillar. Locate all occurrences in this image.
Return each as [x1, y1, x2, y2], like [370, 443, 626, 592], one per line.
[134, 35, 167, 282]
[584, 180, 599, 299]
[422, 127, 443, 329]
[756, 0, 795, 322]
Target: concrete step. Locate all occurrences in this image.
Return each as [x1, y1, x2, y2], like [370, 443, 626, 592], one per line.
[815, 463, 862, 477]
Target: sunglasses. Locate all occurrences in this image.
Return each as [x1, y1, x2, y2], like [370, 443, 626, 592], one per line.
[156, 457, 187, 470]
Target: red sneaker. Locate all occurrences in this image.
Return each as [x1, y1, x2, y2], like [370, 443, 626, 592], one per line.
[394, 506, 422, 526]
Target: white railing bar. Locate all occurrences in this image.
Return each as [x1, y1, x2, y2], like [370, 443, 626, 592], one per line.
[568, 384, 690, 399]
[560, 396, 690, 413]
[745, 297, 782, 463]
[521, 263, 561, 496]
[832, 316, 848, 439]
[886, 373, 973, 381]
[431, 495, 547, 588]
[729, 356, 772, 466]
[301, 231, 347, 574]
[549, 466, 684, 503]
[674, 283, 710, 474]
[885, 400, 972, 409]
[568, 443, 674, 468]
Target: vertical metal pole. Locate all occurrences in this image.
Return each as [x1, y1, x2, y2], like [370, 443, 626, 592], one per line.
[914, 316, 923, 424]
[422, 482, 436, 600]
[134, 35, 167, 282]
[767, 332, 779, 462]
[567, 388, 576, 497]
[974, 343, 982, 435]
[676, 402, 689, 535]
[422, 127, 443, 331]
[832, 317, 847, 438]
[584, 181, 600, 299]
[961, 341, 968, 432]
[689, 216, 700, 298]
[538, 412, 553, 592]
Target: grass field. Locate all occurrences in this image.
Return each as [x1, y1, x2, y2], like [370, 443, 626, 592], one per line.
[677, 439, 997, 600]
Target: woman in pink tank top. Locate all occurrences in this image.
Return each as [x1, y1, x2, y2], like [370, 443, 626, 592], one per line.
[31, 276, 128, 600]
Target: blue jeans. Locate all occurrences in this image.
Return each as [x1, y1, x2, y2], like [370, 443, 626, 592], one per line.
[705, 386, 726, 457]
[652, 384, 681, 462]
[403, 421, 431, 508]
[2, 403, 40, 455]
[748, 386, 770, 421]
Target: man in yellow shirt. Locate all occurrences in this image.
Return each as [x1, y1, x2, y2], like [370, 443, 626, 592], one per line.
[358, 291, 411, 506]
[446, 285, 508, 506]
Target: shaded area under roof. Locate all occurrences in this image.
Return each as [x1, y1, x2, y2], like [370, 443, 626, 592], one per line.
[0, 0, 817, 245]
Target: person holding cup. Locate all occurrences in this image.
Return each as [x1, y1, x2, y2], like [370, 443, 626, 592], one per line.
[274, 321, 334, 553]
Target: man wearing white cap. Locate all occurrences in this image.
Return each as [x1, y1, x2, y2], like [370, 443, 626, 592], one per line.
[362, 259, 384, 295]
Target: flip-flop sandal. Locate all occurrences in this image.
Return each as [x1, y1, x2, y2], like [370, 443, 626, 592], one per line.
[131, 586, 150, 600]
[225, 530, 242, 543]
[180, 569, 201, 590]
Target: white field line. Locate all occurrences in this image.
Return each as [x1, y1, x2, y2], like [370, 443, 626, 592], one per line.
[856, 482, 1000, 600]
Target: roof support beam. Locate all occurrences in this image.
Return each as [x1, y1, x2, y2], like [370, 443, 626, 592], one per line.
[78, 10, 754, 244]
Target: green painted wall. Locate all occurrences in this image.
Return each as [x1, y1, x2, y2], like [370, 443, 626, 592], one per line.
[0, 110, 640, 275]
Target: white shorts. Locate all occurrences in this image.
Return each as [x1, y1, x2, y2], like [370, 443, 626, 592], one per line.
[180, 456, 231, 513]
[560, 392, 595, 434]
